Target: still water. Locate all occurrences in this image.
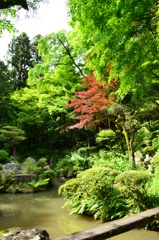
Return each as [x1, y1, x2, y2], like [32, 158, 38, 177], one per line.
[0, 187, 159, 239]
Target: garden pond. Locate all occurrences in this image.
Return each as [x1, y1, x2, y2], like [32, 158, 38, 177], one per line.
[0, 183, 159, 240]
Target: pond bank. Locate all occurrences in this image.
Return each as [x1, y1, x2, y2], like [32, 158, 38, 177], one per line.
[0, 188, 159, 240]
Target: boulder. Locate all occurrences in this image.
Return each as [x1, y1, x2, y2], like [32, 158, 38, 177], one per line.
[1, 228, 50, 240]
[2, 163, 21, 174]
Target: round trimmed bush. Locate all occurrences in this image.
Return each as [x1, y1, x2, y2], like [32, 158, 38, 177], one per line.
[0, 150, 9, 163]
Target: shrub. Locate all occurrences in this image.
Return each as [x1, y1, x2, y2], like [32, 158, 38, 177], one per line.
[22, 158, 37, 174]
[0, 150, 9, 163]
[151, 149, 159, 171]
[88, 150, 132, 173]
[96, 129, 116, 144]
[40, 169, 55, 179]
[0, 164, 3, 170]
[115, 170, 151, 212]
[4, 173, 14, 184]
[147, 150, 159, 202]
[29, 178, 50, 191]
[59, 166, 127, 221]
[37, 158, 47, 168]
[33, 167, 43, 176]
[143, 146, 155, 156]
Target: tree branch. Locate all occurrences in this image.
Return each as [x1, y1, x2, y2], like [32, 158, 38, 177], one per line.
[152, 72, 159, 79]
[56, 36, 84, 76]
[0, 0, 28, 10]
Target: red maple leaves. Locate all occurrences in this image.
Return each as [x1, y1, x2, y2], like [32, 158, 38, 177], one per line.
[66, 74, 117, 129]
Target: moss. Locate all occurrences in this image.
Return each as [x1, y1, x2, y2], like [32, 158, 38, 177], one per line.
[0, 229, 9, 237]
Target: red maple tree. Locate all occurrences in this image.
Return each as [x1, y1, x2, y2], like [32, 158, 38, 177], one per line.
[66, 74, 117, 129]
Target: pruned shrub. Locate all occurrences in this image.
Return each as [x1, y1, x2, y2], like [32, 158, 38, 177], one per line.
[37, 158, 47, 168]
[115, 170, 150, 212]
[40, 169, 55, 179]
[0, 150, 9, 163]
[59, 166, 127, 221]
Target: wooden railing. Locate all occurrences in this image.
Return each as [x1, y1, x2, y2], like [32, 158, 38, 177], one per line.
[54, 207, 159, 240]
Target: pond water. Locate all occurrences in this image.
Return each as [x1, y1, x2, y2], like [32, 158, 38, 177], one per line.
[0, 185, 159, 240]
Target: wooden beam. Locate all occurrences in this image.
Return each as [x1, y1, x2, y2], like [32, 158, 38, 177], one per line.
[54, 207, 159, 240]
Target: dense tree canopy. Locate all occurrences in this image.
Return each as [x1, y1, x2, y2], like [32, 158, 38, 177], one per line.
[67, 0, 159, 101]
[67, 74, 117, 129]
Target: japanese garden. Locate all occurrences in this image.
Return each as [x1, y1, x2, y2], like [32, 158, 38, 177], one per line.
[0, 0, 159, 239]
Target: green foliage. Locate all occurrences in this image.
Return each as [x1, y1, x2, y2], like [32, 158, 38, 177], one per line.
[96, 129, 116, 144]
[59, 166, 127, 221]
[8, 32, 32, 89]
[4, 173, 14, 185]
[0, 1, 46, 36]
[88, 149, 132, 173]
[151, 149, 159, 171]
[148, 168, 159, 197]
[143, 146, 155, 155]
[0, 164, 3, 170]
[22, 158, 37, 174]
[67, 0, 159, 101]
[0, 150, 9, 163]
[37, 157, 47, 168]
[55, 147, 94, 177]
[33, 167, 43, 176]
[59, 178, 80, 198]
[115, 170, 151, 212]
[29, 178, 50, 191]
[133, 127, 152, 150]
[0, 125, 26, 163]
[40, 169, 55, 179]
[146, 150, 159, 207]
[152, 136, 159, 150]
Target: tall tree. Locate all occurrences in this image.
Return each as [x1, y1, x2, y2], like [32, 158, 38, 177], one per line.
[30, 34, 42, 66]
[10, 30, 83, 152]
[0, 125, 26, 163]
[67, 0, 159, 101]
[66, 74, 117, 129]
[0, 60, 13, 125]
[8, 32, 32, 89]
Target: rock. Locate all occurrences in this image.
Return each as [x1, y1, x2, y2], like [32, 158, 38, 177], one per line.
[13, 174, 37, 183]
[43, 165, 50, 170]
[6, 185, 16, 194]
[2, 163, 22, 174]
[1, 228, 50, 240]
[59, 176, 66, 182]
[134, 151, 144, 167]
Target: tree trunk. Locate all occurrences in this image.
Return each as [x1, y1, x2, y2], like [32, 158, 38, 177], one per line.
[0, 0, 28, 10]
[13, 148, 16, 163]
[119, 128, 125, 155]
[122, 125, 135, 168]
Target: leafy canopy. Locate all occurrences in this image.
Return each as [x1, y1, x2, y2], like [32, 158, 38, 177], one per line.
[67, 74, 117, 129]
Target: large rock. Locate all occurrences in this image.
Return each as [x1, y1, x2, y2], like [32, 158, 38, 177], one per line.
[2, 163, 22, 174]
[1, 228, 50, 240]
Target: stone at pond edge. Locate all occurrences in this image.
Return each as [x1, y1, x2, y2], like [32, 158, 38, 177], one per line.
[0, 228, 50, 240]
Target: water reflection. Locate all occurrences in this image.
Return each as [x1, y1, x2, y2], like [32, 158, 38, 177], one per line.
[0, 188, 159, 240]
[0, 189, 101, 238]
